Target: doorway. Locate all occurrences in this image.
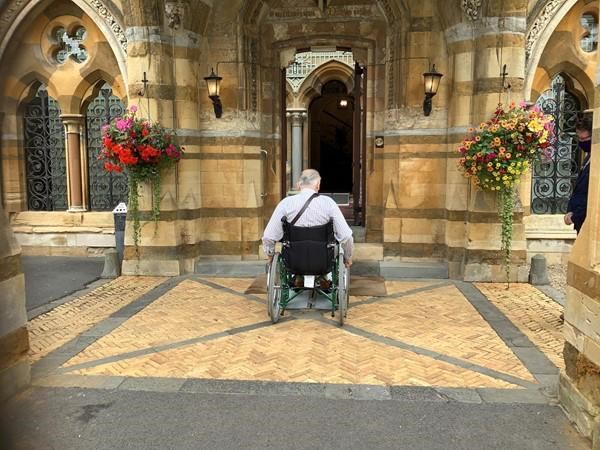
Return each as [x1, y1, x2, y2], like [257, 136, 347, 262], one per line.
[309, 80, 353, 194]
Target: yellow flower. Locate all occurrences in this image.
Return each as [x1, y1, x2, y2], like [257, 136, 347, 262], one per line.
[528, 119, 543, 133]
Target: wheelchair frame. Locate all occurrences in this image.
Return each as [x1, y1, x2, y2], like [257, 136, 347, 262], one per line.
[267, 244, 348, 325]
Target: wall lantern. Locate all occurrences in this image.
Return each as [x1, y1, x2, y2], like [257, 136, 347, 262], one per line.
[338, 98, 349, 109]
[422, 64, 443, 116]
[204, 67, 223, 118]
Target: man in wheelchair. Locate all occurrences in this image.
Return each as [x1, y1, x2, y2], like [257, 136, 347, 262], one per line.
[262, 169, 353, 324]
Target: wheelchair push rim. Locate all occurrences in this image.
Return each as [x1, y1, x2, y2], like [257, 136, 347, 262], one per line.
[337, 253, 348, 325]
[267, 253, 282, 323]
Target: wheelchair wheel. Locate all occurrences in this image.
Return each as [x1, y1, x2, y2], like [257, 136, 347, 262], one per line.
[337, 253, 348, 326]
[267, 253, 282, 323]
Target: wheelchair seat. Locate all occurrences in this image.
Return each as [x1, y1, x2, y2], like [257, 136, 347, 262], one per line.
[281, 218, 335, 276]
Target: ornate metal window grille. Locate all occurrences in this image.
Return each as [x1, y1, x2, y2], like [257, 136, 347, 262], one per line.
[23, 86, 67, 211]
[86, 83, 128, 211]
[286, 50, 354, 92]
[532, 75, 582, 214]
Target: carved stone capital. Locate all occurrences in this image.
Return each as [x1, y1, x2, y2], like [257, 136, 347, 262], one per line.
[461, 0, 482, 21]
[287, 110, 307, 125]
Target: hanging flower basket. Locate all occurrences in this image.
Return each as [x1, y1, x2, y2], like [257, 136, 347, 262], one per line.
[457, 102, 555, 284]
[100, 106, 183, 253]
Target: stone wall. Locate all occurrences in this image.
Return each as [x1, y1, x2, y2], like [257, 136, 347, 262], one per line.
[0, 0, 586, 280]
[0, 206, 29, 401]
[559, 0, 600, 439]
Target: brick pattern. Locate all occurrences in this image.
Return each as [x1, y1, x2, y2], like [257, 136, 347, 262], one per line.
[349, 285, 535, 381]
[59, 278, 533, 388]
[476, 283, 565, 370]
[68, 319, 517, 388]
[28, 276, 166, 362]
[63, 279, 266, 367]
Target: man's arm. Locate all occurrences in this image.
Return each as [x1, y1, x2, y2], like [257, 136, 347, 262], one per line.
[262, 202, 287, 259]
[329, 200, 353, 265]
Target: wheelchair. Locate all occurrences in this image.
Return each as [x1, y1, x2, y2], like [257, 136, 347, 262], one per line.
[266, 218, 349, 325]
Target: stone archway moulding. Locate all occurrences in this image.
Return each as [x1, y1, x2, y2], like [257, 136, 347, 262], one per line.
[0, 0, 128, 84]
[524, 0, 578, 99]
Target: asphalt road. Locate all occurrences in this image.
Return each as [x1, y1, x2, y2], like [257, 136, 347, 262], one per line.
[21, 256, 104, 311]
[0, 387, 590, 450]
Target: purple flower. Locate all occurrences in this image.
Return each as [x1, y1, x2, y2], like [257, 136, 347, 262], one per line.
[129, 105, 138, 113]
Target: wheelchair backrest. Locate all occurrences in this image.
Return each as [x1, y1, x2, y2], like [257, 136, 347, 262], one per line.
[282, 219, 335, 243]
[281, 219, 335, 276]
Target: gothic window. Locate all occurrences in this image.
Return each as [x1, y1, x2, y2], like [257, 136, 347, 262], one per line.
[86, 83, 128, 211]
[580, 14, 598, 53]
[532, 75, 582, 214]
[23, 85, 67, 211]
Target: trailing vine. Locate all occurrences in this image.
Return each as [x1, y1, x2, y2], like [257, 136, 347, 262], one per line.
[498, 188, 515, 287]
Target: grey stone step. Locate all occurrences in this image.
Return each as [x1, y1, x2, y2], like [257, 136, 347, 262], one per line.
[379, 261, 449, 279]
[195, 261, 267, 277]
[195, 260, 449, 279]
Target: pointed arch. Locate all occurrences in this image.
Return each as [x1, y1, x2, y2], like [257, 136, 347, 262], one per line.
[0, 0, 127, 85]
[295, 60, 355, 106]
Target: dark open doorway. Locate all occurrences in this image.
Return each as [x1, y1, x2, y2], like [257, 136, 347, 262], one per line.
[309, 80, 353, 193]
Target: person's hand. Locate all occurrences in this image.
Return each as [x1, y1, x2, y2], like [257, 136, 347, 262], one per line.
[564, 212, 574, 226]
[344, 258, 352, 268]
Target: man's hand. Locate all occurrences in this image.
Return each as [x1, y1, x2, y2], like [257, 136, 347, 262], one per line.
[564, 212, 574, 226]
[344, 258, 352, 268]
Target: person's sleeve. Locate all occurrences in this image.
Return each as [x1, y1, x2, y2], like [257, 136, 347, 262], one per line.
[570, 168, 590, 228]
[341, 235, 354, 261]
[262, 202, 286, 256]
[330, 201, 353, 260]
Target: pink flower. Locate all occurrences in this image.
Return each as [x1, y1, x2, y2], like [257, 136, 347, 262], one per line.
[129, 105, 138, 113]
[116, 118, 130, 132]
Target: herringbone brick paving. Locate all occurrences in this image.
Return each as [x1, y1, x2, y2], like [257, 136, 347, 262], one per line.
[476, 283, 565, 370]
[67, 319, 518, 388]
[63, 279, 266, 366]
[57, 277, 536, 388]
[28, 276, 166, 362]
[349, 285, 535, 381]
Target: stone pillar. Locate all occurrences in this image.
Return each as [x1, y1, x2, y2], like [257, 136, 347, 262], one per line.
[559, 0, 600, 440]
[0, 204, 29, 401]
[287, 110, 306, 187]
[448, 1, 529, 281]
[61, 114, 86, 212]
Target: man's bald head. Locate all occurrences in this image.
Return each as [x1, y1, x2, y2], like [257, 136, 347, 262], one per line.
[297, 169, 321, 190]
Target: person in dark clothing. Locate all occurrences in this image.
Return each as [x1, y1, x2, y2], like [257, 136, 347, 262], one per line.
[564, 118, 592, 234]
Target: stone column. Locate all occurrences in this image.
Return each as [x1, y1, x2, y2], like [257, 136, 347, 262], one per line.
[61, 114, 86, 212]
[287, 110, 307, 187]
[447, 1, 529, 282]
[0, 204, 29, 401]
[559, 0, 600, 439]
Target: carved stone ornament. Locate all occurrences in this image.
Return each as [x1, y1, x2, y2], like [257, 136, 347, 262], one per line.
[165, 2, 182, 30]
[87, 0, 127, 52]
[525, 0, 565, 62]
[461, 0, 482, 21]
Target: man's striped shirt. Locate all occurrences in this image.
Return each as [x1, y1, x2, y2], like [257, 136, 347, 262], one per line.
[262, 188, 353, 259]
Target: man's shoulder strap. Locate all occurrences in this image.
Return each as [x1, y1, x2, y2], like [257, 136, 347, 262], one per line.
[290, 193, 319, 225]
